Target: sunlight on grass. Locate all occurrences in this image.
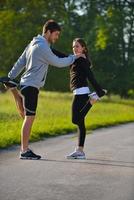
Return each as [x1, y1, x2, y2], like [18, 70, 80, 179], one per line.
[0, 91, 134, 148]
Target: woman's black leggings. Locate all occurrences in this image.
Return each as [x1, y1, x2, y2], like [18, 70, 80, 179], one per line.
[72, 94, 92, 147]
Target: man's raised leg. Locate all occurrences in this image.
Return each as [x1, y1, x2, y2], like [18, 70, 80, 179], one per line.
[10, 88, 24, 118]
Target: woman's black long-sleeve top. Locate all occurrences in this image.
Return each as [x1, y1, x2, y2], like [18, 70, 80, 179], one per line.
[52, 48, 105, 97]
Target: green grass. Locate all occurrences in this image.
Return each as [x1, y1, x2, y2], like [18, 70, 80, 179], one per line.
[0, 91, 134, 148]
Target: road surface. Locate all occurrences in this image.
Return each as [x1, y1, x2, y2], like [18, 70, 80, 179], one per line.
[0, 123, 134, 200]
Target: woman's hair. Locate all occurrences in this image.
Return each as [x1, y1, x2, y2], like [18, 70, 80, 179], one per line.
[73, 38, 92, 67]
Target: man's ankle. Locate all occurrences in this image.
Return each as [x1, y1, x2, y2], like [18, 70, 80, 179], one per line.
[21, 148, 28, 153]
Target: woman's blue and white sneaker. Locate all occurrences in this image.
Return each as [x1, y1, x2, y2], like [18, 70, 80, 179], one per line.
[66, 149, 86, 159]
[89, 92, 100, 100]
[20, 149, 41, 160]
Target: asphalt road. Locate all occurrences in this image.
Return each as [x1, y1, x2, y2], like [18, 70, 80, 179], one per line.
[0, 123, 134, 200]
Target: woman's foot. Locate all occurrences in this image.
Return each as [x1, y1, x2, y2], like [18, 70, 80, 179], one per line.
[66, 148, 86, 159]
[89, 92, 100, 105]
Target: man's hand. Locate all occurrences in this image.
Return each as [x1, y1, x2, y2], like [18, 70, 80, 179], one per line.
[75, 53, 86, 59]
[0, 76, 18, 89]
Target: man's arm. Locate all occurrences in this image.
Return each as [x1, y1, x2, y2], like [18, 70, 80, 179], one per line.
[51, 48, 68, 58]
[8, 46, 28, 79]
[41, 46, 76, 67]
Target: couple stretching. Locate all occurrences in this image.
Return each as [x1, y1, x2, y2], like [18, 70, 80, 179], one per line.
[1, 20, 106, 160]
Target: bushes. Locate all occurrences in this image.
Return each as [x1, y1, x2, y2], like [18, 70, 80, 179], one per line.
[127, 89, 134, 99]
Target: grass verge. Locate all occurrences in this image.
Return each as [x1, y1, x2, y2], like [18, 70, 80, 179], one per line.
[0, 91, 134, 148]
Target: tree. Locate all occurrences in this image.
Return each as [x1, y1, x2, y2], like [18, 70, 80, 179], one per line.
[79, 0, 134, 97]
[0, 0, 133, 96]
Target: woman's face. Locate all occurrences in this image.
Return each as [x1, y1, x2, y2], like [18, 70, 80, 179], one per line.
[72, 41, 84, 55]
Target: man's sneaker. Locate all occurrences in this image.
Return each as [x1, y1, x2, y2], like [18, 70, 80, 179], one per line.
[89, 92, 100, 100]
[66, 149, 86, 159]
[0, 76, 18, 88]
[20, 149, 41, 160]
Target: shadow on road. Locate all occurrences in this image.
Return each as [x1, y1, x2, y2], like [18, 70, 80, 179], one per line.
[38, 158, 134, 169]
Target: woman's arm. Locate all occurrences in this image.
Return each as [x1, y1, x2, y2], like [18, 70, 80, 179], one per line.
[83, 59, 106, 97]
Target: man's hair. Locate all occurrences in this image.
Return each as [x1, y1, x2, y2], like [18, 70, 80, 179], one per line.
[42, 20, 61, 34]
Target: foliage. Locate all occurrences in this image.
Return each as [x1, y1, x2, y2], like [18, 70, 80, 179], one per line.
[0, 0, 134, 97]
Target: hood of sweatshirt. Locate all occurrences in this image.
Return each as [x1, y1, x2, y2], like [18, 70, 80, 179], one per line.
[30, 34, 50, 47]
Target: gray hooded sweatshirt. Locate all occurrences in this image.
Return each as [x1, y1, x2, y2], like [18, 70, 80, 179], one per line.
[8, 35, 76, 89]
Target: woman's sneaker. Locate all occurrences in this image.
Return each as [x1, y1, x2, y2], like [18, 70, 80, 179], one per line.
[89, 92, 100, 100]
[20, 149, 41, 160]
[66, 149, 86, 159]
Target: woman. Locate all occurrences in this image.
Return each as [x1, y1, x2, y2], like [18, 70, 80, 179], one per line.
[53, 38, 106, 159]
[67, 38, 106, 159]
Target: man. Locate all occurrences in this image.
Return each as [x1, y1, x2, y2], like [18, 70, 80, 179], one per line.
[3, 20, 82, 160]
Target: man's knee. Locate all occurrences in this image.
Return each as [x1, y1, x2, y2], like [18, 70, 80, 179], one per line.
[24, 115, 35, 124]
